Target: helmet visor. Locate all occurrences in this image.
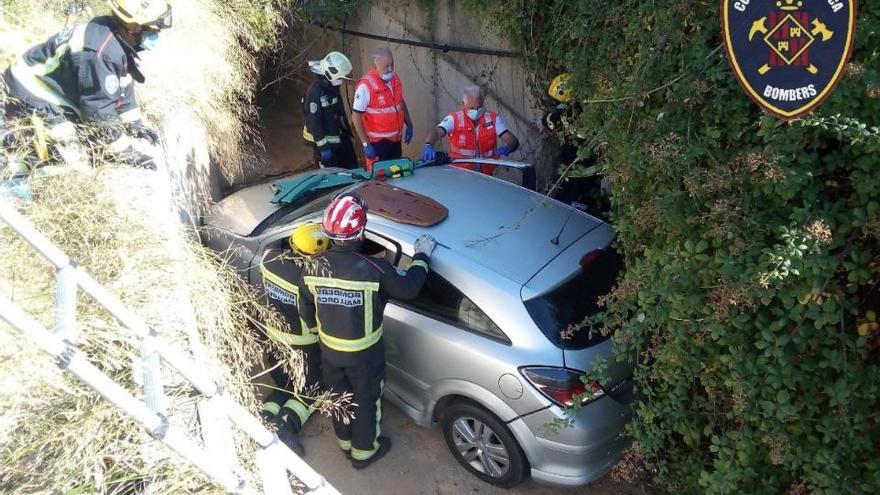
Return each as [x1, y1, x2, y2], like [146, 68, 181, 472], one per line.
[144, 6, 172, 30]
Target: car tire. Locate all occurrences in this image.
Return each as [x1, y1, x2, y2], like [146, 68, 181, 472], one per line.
[441, 401, 529, 488]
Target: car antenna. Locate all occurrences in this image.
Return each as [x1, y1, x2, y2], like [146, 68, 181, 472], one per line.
[550, 206, 575, 246]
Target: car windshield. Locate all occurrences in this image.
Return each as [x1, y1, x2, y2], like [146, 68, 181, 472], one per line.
[250, 185, 349, 236]
[524, 248, 622, 350]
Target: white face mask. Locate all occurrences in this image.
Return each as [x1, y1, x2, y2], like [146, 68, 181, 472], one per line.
[331, 79, 344, 87]
[380, 71, 394, 82]
[466, 107, 484, 121]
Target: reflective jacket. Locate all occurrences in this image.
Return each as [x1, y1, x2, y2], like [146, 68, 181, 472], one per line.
[6, 16, 144, 130]
[259, 250, 318, 347]
[301, 77, 352, 149]
[447, 108, 499, 175]
[356, 69, 405, 143]
[299, 243, 429, 366]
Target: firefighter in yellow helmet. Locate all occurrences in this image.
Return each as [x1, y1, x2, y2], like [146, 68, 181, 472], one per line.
[259, 223, 330, 456]
[542, 73, 611, 218]
[1, 0, 172, 175]
[302, 52, 358, 169]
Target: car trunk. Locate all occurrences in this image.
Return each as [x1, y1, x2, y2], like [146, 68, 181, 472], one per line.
[521, 223, 633, 391]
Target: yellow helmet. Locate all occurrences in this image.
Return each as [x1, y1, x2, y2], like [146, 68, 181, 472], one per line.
[109, 0, 173, 30]
[548, 73, 573, 103]
[289, 224, 330, 256]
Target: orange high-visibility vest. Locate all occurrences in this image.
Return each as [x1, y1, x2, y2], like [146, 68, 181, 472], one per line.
[358, 69, 405, 143]
[446, 108, 499, 175]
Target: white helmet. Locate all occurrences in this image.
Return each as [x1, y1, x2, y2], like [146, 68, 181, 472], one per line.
[309, 51, 353, 83]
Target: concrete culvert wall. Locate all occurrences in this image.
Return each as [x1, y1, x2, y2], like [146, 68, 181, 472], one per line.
[250, 1, 557, 190]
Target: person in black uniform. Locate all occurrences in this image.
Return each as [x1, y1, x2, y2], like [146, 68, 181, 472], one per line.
[299, 194, 436, 468]
[2, 0, 172, 172]
[302, 52, 358, 169]
[258, 223, 332, 456]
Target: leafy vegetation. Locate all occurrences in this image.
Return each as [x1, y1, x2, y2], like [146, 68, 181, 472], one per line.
[456, 0, 880, 493]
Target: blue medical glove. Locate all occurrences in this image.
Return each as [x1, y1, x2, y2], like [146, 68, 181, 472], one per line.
[404, 123, 414, 144]
[363, 143, 378, 159]
[420, 143, 435, 161]
[496, 145, 512, 157]
[319, 148, 333, 163]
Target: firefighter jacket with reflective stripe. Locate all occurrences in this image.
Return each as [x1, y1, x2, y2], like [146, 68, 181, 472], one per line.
[356, 69, 405, 143]
[8, 17, 144, 129]
[260, 250, 319, 346]
[299, 243, 429, 366]
[301, 77, 352, 149]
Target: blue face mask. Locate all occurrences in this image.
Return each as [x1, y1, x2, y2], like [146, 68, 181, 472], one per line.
[139, 31, 160, 51]
[380, 71, 394, 82]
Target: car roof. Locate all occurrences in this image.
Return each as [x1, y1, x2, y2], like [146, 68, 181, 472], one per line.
[364, 166, 603, 284]
[208, 165, 606, 284]
[207, 180, 283, 236]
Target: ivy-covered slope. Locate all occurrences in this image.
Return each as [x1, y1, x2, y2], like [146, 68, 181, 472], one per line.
[461, 0, 880, 493]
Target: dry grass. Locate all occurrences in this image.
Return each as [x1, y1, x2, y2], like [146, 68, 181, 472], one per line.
[0, 167, 310, 494]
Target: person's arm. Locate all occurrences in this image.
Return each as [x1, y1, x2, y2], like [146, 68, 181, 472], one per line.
[351, 82, 371, 145]
[378, 253, 430, 300]
[402, 100, 413, 130]
[297, 271, 318, 332]
[420, 115, 454, 161]
[424, 126, 447, 146]
[304, 85, 332, 149]
[494, 115, 519, 155]
[499, 132, 519, 153]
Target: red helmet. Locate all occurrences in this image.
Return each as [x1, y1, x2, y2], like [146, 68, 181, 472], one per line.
[322, 195, 367, 240]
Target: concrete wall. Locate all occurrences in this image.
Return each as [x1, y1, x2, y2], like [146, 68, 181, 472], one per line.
[339, 2, 552, 181]
[253, 1, 556, 190]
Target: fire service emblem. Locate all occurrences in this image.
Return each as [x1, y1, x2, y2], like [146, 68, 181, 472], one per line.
[722, 0, 857, 120]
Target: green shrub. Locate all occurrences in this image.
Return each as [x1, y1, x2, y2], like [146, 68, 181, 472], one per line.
[460, 1, 880, 493]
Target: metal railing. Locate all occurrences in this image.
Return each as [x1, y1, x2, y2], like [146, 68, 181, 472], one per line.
[0, 198, 339, 495]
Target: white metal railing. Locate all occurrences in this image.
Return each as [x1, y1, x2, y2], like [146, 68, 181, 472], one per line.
[0, 198, 339, 495]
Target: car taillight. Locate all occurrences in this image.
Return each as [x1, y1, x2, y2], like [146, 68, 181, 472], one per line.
[580, 249, 604, 270]
[521, 367, 605, 407]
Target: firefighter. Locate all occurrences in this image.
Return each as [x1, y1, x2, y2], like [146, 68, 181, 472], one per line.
[298, 194, 436, 468]
[1, 0, 171, 173]
[302, 52, 358, 169]
[542, 73, 611, 217]
[420, 85, 519, 176]
[351, 47, 414, 172]
[259, 223, 332, 456]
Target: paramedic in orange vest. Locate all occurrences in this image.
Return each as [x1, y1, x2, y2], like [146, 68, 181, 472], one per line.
[351, 47, 414, 171]
[420, 85, 519, 176]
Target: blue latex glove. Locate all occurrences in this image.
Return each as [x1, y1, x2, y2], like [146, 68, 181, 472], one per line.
[420, 143, 435, 161]
[404, 123, 414, 144]
[496, 145, 512, 157]
[363, 143, 378, 159]
[319, 148, 333, 163]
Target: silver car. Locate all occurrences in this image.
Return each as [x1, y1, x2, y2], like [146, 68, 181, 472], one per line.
[202, 160, 635, 488]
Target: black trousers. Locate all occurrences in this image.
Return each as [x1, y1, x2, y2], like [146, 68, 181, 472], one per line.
[322, 357, 386, 460]
[365, 139, 402, 170]
[265, 343, 322, 432]
[312, 138, 358, 170]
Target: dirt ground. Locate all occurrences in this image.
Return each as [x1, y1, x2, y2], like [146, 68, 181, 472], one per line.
[299, 400, 647, 495]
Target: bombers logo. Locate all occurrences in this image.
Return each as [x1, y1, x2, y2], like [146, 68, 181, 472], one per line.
[722, 0, 857, 120]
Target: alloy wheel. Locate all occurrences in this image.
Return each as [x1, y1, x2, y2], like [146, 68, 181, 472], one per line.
[451, 416, 511, 478]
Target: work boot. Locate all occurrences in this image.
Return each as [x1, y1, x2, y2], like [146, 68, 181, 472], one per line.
[351, 436, 392, 470]
[277, 424, 305, 457]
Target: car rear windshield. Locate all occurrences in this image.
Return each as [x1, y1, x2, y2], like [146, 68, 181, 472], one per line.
[524, 248, 623, 350]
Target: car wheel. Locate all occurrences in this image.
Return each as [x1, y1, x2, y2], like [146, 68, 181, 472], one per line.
[441, 401, 528, 488]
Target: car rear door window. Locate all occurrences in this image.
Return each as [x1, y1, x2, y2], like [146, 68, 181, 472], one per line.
[395, 257, 510, 344]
